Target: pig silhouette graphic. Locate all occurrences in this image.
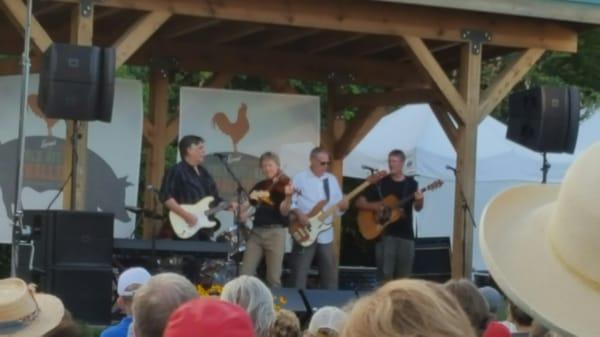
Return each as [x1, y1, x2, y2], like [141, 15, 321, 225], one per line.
[0, 136, 132, 221]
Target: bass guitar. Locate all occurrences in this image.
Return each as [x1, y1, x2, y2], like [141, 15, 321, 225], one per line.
[289, 171, 387, 247]
[357, 179, 443, 240]
[169, 197, 230, 239]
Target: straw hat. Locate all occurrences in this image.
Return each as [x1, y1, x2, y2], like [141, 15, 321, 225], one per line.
[480, 143, 600, 337]
[0, 278, 64, 337]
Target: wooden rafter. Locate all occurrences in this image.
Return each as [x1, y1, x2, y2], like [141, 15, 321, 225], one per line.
[333, 88, 433, 110]
[34, 3, 66, 16]
[334, 106, 390, 159]
[203, 23, 265, 45]
[1, 0, 52, 52]
[404, 36, 467, 122]
[430, 102, 458, 148]
[478, 48, 545, 122]
[166, 118, 178, 143]
[130, 42, 428, 87]
[304, 32, 365, 54]
[159, 18, 221, 39]
[113, 11, 172, 67]
[143, 119, 154, 144]
[262, 28, 320, 48]
[54, 0, 578, 52]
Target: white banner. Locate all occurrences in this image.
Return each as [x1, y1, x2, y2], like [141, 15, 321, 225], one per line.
[0, 75, 143, 242]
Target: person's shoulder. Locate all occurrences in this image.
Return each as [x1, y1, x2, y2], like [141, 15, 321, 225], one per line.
[405, 175, 418, 184]
[293, 170, 310, 180]
[100, 324, 127, 337]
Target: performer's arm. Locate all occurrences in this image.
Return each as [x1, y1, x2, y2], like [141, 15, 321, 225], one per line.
[279, 182, 294, 216]
[355, 195, 384, 211]
[164, 198, 197, 226]
[330, 177, 348, 213]
[414, 182, 424, 211]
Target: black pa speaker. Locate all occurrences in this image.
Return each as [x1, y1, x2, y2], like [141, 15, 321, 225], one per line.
[507, 86, 580, 154]
[38, 43, 115, 122]
[413, 237, 451, 283]
[301, 289, 357, 313]
[19, 210, 115, 324]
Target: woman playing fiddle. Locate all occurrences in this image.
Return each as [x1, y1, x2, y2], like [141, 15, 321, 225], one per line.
[239, 151, 294, 288]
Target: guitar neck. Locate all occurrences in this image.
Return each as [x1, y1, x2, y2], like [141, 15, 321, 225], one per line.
[320, 180, 373, 219]
[206, 202, 230, 216]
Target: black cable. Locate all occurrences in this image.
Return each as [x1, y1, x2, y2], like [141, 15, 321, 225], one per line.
[46, 122, 79, 210]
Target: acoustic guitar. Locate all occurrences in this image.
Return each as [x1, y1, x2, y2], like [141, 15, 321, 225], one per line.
[289, 171, 388, 247]
[357, 179, 443, 240]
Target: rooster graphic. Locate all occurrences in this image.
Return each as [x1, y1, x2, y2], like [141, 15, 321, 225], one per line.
[211, 102, 250, 153]
[28, 94, 58, 137]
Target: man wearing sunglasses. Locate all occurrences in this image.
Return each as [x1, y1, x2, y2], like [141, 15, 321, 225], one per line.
[289, 147, 348, 289]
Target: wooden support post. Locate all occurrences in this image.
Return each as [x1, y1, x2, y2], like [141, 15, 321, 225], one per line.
[63, 5, 93, 210]
[0, 0, 52, 53]
[334, 106, 389, 159]
[451, 43, 481, 279]
[143, 68, 169, 239]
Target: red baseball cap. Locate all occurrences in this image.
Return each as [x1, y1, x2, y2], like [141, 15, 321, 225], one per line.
[483, 321, 511, 337]
[163, 298, 256, 337]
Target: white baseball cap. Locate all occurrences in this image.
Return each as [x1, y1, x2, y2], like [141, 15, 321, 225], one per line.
[117, 267, 151, 297]
[308, 306, 347, 335]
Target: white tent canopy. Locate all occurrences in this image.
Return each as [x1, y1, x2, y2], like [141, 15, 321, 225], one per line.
[344, 104, 600, 271]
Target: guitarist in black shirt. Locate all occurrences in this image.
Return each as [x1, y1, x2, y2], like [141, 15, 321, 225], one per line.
[355, 149, 424, 283]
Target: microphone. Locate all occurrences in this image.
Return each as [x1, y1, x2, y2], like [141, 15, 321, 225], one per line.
[361, 164, 377, 172]
[445, 165, 457, 174]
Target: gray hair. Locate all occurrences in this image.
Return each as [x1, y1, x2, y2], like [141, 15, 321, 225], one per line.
[220, 275, 276, 337]
[132, 273, 198, 337]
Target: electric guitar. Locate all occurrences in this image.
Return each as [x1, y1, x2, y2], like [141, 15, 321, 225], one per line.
[357, 179, 443, 240]
[169, 197, 230, 239]
[289, 171, 387, 247]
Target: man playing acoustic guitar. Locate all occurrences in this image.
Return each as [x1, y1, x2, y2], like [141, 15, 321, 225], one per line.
[355, 149, 424, 283]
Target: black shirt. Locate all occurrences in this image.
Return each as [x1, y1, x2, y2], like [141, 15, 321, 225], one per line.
[250, 179, 288, 227]
[364, 175, 418, 240]
[159, 161, 222, 206]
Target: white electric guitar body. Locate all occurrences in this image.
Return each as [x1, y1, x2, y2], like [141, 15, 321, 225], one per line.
[169, 197, 229, 239]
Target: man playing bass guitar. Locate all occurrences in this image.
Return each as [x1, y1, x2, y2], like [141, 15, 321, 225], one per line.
[290, 147, 348, 289]
[355, 149, 423, 283]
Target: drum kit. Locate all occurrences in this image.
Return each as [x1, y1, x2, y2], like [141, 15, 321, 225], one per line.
[125, 205, 249, 287]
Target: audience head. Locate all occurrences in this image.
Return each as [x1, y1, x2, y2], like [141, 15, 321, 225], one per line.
[530, 320, 562, 337]
[132, 272, 198, 337]
[478, 286, 504, 318]
[163, 297, 255, 337]
[43, 310, 83, 337]
[0, 278, 65, 337]
[508, 300, 533, 330]
[307, 306, 347, 337]
[444, 279, 490, 336]
[116, 267, 151, 315]
[221, 275, 276, 337]
[269, 309, 301, 337]
[341, 279, 476, 337]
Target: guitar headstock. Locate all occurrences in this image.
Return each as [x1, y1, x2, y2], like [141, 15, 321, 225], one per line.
[426, 179, 444, 191]
[366, 170, 389, 184]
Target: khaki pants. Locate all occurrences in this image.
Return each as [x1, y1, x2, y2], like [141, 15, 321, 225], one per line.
[290, 241, 338, 290]
[240, 227, 286, 288]
[375, 236, 415, 283]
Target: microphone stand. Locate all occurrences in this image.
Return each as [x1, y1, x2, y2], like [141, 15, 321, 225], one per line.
[449, 168, 477, 277]
[11, 0, 34, 277]
[216, 154, 249, 276]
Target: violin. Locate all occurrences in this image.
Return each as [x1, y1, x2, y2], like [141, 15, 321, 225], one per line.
[250, 172, 293, 206]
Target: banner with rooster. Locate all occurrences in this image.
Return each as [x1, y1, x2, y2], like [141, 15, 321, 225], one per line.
[179, 87, 320, 239]
[0, 75, 143, 243]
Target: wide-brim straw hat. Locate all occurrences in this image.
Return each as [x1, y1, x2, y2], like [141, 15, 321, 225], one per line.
[480, 143, 600, 337]
[0, 278, 64, 337]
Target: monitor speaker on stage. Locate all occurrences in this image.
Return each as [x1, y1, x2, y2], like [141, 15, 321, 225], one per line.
[507, 86, 580, 154]
[38, 43, 115, 122]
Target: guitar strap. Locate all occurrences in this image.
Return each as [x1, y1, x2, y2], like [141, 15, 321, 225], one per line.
[323, 178, 330, 202]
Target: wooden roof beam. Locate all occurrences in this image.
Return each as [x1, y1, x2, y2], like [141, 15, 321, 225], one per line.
[53, 0, 578, 52]
[404, 36, 467, 122]
[334, 106, 391, 159]
[334, 87, 433, 110]
[305, 33, 366, 54]
[1, 0, 53, 52]
[113, 11, 172, 67]
[129, 42, 429, 87]
[204, 23, 266, 44]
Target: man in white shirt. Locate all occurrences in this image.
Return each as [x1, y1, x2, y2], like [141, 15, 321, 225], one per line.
[290, 147, 348, 289]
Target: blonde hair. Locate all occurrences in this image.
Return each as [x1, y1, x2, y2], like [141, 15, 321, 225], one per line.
[269, 309, 301, 337]
[259, 151, 281, 167]
[132, 273, 198, 337]
[341, 279, 476, 337]
[221, 275, 276, 337]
